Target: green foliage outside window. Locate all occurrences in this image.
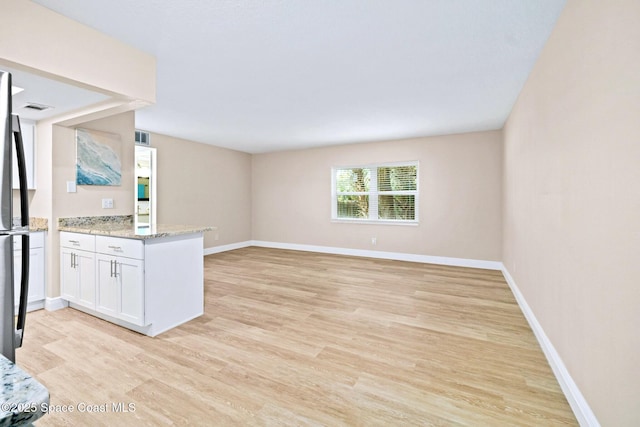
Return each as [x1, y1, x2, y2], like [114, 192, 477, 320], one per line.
[336, 168, 370, 218]
[334, 164, 417, 222]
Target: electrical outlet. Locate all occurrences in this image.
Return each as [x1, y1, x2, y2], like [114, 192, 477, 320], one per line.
[371, 237, 377, 245]
[102, 198, 114, 209]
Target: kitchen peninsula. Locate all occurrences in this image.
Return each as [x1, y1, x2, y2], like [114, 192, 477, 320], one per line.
[57, 216, 213, 337]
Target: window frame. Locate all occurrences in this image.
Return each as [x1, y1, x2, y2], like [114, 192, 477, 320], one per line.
[331, 161, 419, 225]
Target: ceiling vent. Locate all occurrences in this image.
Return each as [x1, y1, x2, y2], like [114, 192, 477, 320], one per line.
[21, 103, 53, 112]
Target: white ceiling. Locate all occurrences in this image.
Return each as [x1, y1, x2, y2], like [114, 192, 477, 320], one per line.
[31, 0, 566, 153]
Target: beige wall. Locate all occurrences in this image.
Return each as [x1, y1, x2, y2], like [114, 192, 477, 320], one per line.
[11, 4, 635, 423]
[53, 113, 136, 219]
[2, 0, 157, 299]
[252, 131, 502, 261]
[150, 133, 252, 249]
[46, 112, 136, 296]
[502, 1, 640, 425]
[1, 0, 155, 104]
[36, 113, 254, 296]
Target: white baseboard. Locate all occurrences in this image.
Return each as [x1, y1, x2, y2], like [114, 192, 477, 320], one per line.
[250, 240, 502, 270]
[47, 236, 595, 424]
[204, 241, 252, 255]
[501, 267, 600, 427]
[45, 297, 68, 311]
[15, 301, 45, 313]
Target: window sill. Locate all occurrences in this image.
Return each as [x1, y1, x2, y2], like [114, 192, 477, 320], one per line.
[331, 219, 419, 226]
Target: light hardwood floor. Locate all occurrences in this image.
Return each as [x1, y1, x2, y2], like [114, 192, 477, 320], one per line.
[19, 247, 577, 426]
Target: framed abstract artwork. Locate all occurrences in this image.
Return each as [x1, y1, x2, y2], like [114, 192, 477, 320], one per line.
[76, 128, 122, 186]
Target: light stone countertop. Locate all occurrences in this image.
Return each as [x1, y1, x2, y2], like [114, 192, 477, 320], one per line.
[28, 217, 48, 232]
[12, 217, 48, 232]
[0, 355, 49, 427]
[57, 216, 214, 240]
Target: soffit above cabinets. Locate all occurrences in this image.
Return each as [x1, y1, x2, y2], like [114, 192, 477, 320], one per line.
[1, 65, 109, 122]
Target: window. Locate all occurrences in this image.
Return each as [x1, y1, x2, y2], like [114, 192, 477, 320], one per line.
[332, 162, 418, 223]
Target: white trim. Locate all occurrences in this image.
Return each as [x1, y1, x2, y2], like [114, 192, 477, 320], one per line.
[330, 219, 419, 226]
[501, 267, 600, 427]
[250, 240, 502, 270]
[334, 160, 420, 170]
[15, 301, 45, 313]
[188, 238, 596, 424]
[332, 162, 419, 223]
[204, 241, 252, 256]
[68, 302, 201, 338]
[45, 297, 68, 311]
[26, 301, 44, 312]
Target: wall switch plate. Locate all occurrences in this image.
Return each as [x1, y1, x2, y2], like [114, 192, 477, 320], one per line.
[102, 198, 114, 209]
[66, 181, 77, 193]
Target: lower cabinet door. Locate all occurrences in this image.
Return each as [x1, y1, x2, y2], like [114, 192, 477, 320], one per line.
[96, 255, 118, 317]
[118, 257, 145, 326]
[61, 248, 95, 309]
[60, 248, 79, 302]
[13, 248, 24, 307]
[96, 254, 145, 326]
[77, 250, 96, 309]
[27, 247, 46, 304]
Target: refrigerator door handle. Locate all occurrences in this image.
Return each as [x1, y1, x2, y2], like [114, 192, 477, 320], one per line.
[13, 115, 30, 349]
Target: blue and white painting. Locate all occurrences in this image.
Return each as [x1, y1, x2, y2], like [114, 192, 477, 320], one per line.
[76, 128, 122, 186]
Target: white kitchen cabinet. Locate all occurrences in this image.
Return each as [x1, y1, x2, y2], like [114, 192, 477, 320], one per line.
[95, 256, 117, 317]
[13, 231, 46, 312]
[61, 233, 147, 327]
[12, 119, 36, 190]
[95, 253, 145, 326]
[60, 232, 96, 309]
[95, 236, 146, 326]
[60, 230, 204, 336]
[118, 258, 144, 324]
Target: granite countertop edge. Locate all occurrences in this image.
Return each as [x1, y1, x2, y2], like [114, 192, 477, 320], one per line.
[57, 216, 214, 240]
[29, 217, 48, 232]
[12, 217, 48, 232]
[1, 355, 49, 427]
[57, 224, 215, 240]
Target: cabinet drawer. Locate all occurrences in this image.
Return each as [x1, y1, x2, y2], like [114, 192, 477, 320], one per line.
[60, 232, 95, 251]
[96, 236, 144, 260]
[13, 231, 44, 251]
[30, 231, 45, 248]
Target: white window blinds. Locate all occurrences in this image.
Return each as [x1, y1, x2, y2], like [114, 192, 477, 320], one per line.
[332, 162, 418, 223]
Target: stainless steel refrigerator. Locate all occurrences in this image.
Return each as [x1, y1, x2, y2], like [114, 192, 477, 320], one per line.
[0, 69, 31, 363]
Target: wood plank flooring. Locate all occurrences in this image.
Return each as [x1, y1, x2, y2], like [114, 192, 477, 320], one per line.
[18, 247, 577, 426]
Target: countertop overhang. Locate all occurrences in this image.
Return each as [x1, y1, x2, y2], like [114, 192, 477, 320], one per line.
[12, 217, 48, 232]
[57, 216, 214, 240]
